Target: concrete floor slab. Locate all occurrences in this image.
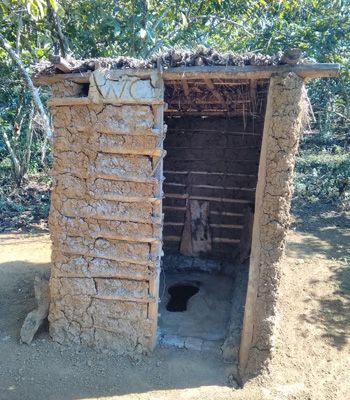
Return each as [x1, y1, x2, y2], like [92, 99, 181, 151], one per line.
[158, 271, 234, 342]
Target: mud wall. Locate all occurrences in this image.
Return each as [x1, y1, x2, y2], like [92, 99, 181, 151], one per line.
[48, 71, 164, 353]
[163, 116, 264, 259]
[239, 73, 306, 380]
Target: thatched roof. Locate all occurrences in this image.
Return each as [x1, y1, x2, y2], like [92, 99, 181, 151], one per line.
[33, 46, 297, 77]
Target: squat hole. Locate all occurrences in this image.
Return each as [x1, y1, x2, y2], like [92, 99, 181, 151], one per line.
[166, 283, 199, 312]
[80, 83, 90, 97]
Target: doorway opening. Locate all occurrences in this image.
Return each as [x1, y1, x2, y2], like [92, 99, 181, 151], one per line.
[157, 76, 269, 356]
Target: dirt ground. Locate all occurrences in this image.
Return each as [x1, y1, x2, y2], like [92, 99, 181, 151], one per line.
[0, 203, 349, 400]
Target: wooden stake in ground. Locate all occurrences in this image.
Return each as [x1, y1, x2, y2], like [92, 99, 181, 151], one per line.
[20, 276, 50, 345]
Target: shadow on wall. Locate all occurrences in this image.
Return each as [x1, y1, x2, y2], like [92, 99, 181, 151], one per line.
[290, 201, 350, 350]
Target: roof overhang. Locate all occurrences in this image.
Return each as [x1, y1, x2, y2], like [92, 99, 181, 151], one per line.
[33, 63, 339, 86]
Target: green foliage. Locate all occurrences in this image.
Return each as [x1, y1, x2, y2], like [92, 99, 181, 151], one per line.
[295, 150, 350, 202]
[31, 0, 349, 62]
[0, 0, 349, 208]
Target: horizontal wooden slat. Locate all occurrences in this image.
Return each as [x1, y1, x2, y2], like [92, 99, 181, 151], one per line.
[163, 235, 182, 242]
[54, 271, 153, 281]
[166, 79, 251, 86]
[33, 72, 91, 85]
[48, 96, 164, 107]
[213, 238, 240, 244]
[164, 185, 255, 201]
[55, 212, 161, 226]
[163, 228, 242, 241]
[53, 272, 153, 281]
[163, 208, 246, 225]
[166, 111, 256, 116]
[91, 194, 161, 203]
[163, 225, 183, 237]
[162, 238, 240, 257]
[164, 171, 257, 187]
[164, 182, 255, 191]
[163, 222, 243, 229]
[56, 231, 160, 244]
[165, 135, 262, 151]
[61, 249, 157, 266]
[163, 237, 239, 255]
[163, 224, 242, 240]
[95, 172, 158, 184]
[92, 295, 156, 303]
[165, 115, 263, 132]
[99, 147, 163, 156]
[162, 242, 239, 256]
[165, 145, 261, 150]
[165, 193, 252, 203]
[164, 160, 259, 174]
[211, 227, 242, 240]
[168, 197, 248, 209]
[164, 147, 260, 161]
[211, 242, 239, 254]
[164, 170, 256, 177]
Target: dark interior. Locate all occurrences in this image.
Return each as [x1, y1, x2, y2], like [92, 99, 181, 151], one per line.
[157, 77, 269, 350]
[162, 116, 263, 260]
[161, 77, 268, 262]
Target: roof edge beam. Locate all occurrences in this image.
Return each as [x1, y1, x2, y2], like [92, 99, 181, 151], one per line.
[33, 63, 339, 86]
[163, 63, 339, 80]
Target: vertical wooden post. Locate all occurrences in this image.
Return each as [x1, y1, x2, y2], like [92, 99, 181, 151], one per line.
[239, 72, 305, 379]
[148, 68, 165, 350]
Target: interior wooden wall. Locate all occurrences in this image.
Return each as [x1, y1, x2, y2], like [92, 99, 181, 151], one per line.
[162, 116, 264, 258]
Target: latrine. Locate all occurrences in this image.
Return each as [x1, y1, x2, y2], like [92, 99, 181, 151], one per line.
[34, 50, 338, 378]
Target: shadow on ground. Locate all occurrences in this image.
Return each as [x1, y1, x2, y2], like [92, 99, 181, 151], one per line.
[0, 256, 233, 400]
[290, 201, 350, 350]
[290, 201, 349, 260]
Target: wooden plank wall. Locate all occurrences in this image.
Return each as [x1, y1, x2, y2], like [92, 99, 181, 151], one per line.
[163, 116, 264, 258]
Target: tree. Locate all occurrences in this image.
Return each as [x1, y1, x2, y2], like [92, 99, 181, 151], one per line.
[0, 0, 349, 187]
[0, 0, 56, 183]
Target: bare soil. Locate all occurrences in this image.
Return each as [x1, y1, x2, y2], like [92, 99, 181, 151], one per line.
[0, 203, 349, 400]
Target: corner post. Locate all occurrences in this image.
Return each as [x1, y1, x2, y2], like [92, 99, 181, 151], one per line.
[239, 72, 306, 379]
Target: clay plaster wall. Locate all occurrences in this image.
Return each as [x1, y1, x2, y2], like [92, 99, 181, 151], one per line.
[239, 72, 306, 379]
[48, 72, 164, 353]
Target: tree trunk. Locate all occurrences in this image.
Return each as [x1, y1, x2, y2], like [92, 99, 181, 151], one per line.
[40, 134, 49, 168]
[47, 0, 70, 57]
[0, 32, 53, 140]
[0, 129, 22, 185]
[20, 105, 35, 179]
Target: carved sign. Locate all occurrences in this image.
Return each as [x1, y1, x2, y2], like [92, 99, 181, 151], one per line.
[88, 70, 161, 104]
